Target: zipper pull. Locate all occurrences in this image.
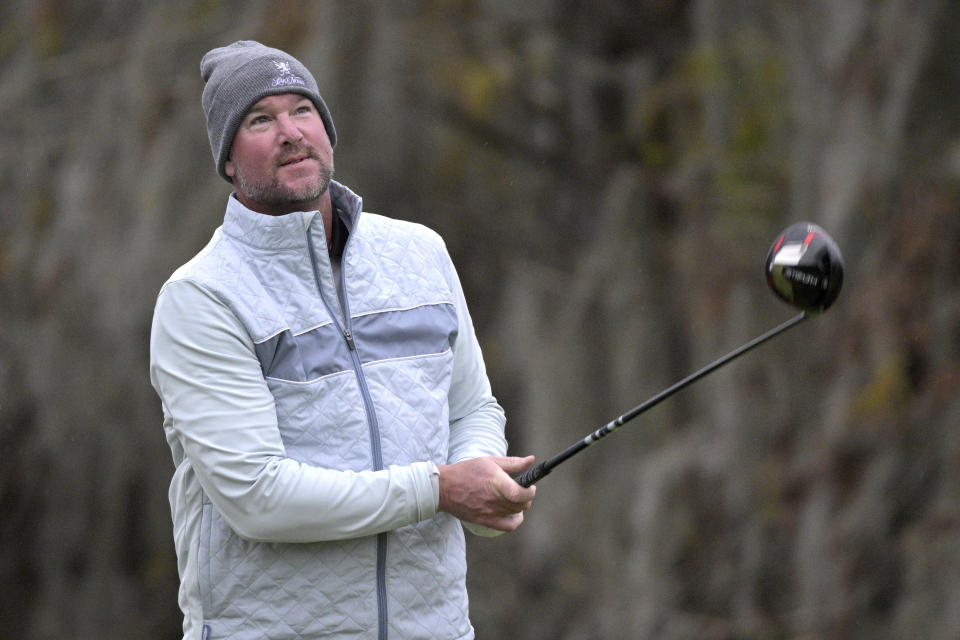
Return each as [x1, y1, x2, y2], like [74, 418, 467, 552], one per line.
[344, 329, 357, 351]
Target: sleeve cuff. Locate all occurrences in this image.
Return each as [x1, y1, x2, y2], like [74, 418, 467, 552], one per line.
[417, 461, 441, 521]
[463, 521, 505, 537]
[428, 461, 440, 509]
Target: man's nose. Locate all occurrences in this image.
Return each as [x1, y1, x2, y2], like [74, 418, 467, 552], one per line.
[276, 115, 303, 143]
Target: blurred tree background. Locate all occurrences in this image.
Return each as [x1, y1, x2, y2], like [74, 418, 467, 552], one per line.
[1, 0, 959, 638]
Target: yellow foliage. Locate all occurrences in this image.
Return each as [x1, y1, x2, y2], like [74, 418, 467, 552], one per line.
[458, 61, 509, 118]
[849, 355, 911, 421]
[34, 0, 65, 57]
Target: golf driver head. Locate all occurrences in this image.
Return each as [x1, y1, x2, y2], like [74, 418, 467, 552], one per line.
[765, 222, 844, 313]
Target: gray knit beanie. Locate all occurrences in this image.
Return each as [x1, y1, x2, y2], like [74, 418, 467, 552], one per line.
[200, 40, 337, 182]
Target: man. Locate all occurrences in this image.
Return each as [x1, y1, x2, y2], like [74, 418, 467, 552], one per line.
[149, 40, 536, 640]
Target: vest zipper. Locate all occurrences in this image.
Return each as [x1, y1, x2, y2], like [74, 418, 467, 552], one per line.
[305, 215, 389, 640]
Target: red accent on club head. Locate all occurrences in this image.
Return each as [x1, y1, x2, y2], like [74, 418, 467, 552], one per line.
[773, 234, 785, 253]
[804, 231, 815, 246]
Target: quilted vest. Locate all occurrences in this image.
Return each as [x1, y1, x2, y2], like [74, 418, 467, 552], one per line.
[188, 184, 472, 639]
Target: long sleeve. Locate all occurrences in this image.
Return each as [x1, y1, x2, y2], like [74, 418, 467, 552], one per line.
[441, 256, 514, 538]
[150, 278, 438, 543]
[444, 258, 508, 463]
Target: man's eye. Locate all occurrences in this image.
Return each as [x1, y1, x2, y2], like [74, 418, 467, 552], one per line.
[295, 104, 314, 115]
[250, 115, 270, 126]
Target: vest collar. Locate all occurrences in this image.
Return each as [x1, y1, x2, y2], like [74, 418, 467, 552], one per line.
[221, 181, 363, 250]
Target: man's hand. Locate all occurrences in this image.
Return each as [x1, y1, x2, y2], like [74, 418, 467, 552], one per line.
[437, 456, 537, 532]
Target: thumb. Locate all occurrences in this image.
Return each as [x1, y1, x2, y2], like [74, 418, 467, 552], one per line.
[494, 455, 536, 474]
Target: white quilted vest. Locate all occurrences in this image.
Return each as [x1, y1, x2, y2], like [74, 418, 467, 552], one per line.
[190, 183, 472, 639]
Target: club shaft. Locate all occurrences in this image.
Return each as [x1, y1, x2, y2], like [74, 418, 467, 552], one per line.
[515, 312, 808, 487]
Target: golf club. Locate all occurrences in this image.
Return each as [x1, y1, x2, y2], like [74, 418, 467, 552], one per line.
[514, 222, 844, 488]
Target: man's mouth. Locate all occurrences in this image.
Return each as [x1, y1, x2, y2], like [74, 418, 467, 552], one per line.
[280, 154, 310, 167]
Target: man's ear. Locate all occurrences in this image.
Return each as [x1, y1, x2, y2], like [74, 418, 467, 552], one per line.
[225, 158, 235, 179]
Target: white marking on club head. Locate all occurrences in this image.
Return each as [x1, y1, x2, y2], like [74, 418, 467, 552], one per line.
[773, 242, 808, 266]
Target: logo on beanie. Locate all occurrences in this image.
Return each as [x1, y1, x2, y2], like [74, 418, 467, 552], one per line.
[271, 59, 305, 87]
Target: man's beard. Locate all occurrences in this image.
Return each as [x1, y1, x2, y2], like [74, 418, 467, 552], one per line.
[234, 147, 334, 211]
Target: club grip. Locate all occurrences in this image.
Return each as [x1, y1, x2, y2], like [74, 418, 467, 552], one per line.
[513, 461, 551, 487]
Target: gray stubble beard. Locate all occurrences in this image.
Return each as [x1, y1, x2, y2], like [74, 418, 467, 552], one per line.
[234, 159, 334, 211]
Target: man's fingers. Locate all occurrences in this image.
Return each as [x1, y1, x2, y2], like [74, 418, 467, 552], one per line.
[438, 456, 536, 532]
[493, 479, 535, 504]
[493, 467, 536, 504]
[493, 455, 537, 497]
[480, 512, 524, 533]
[493, 455, 535, 474]
[487, 497, 533, 517]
